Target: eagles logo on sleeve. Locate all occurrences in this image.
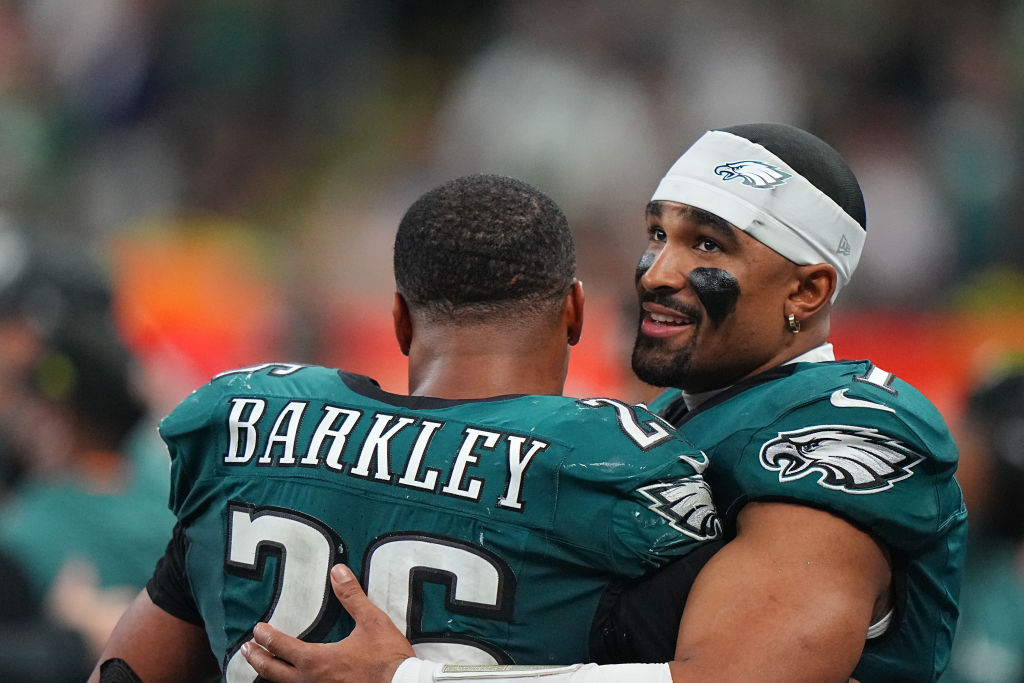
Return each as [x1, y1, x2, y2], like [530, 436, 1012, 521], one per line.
[759, 425, 925, 494]
[714, 160, 792, 188]
[638, 476, 721, 540]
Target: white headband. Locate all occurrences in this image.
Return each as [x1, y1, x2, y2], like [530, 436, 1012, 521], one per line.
[650, 130, 865, 301]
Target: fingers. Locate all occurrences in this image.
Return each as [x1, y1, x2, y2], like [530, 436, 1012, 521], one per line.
[241, 639, 297, 683]
[250, 622, 304, 663]
[330, 564, 376, 621]
[243, 565, 366, 683]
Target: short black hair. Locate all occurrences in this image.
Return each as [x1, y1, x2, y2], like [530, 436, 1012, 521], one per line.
[394, 174, 576, 321]
[716, 123, 867, 231]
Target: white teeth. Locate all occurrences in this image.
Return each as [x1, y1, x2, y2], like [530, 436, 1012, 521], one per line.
[650, 312, 684, 324]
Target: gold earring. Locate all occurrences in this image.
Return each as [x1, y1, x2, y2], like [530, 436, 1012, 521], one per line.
[787, 314, 801, 334]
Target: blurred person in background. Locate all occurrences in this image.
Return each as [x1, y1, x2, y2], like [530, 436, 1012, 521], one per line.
[946, 360, 1024, 683]
[0, 227, 175, 681]
[427, 0, 666, 299]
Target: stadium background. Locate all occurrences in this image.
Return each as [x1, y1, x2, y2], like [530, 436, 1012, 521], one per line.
[0, 1, 1022, 677]
[0, 0, 1018, 417]
[0, 0, 1015, 411]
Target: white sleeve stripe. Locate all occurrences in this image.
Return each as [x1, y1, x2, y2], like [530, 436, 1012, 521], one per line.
[866, 607, 894, 640]
[394, 659, 673, 682]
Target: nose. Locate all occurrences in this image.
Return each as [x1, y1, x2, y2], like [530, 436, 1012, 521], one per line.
[638, 246, 689, 293]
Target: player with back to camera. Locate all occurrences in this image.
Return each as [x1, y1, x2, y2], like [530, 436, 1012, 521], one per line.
[88, 174, 723, 683]
[243, 124, 966, 683]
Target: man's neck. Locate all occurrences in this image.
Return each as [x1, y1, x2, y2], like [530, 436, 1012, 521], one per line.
[406, 326, 570, 399]
[782, 342, 836, 365]
[407, 354, 567, 399]
[405, 317, 572, 399]
[682, 342, 835, 411]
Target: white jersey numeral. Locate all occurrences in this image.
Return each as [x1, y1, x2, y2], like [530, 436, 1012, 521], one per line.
[222, 506, 514, 682]
[366, 535, 513, 664]
[224, 505, 337, 683]
[578, 398, 674, 450]
[854, 365, 897, 394]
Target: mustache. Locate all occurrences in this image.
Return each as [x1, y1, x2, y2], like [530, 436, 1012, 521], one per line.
[638, 291, 703, 320]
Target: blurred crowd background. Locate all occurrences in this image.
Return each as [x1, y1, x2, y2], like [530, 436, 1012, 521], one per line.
[0, 1, 1020, 680]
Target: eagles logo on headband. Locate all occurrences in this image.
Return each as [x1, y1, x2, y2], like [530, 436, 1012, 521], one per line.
[714, 160, 792, 188]
[651, 123, 866, 301]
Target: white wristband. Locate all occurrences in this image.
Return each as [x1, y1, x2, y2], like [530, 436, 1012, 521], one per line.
[392, 658, 672, 683]
[394, 657, 442, 683]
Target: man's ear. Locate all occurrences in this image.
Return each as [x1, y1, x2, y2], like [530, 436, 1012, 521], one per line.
[565, 280, 584, 346]
[393, 293, 412, 356]
[787, 263, 836, 320]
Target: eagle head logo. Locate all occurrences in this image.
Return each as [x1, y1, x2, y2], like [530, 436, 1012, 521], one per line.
[714, 160, 792, 189]
[638, 476, 721, 541]
[759, 425, 924, 494]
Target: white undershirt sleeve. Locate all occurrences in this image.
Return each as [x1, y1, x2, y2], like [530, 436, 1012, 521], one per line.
[393, 658, 673, 683]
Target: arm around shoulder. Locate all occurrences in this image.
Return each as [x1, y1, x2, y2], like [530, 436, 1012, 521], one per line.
[244, 505, 888, 683]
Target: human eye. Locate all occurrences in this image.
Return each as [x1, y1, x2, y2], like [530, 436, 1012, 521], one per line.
[647, 226, 667, 243]
[695, 236, 721, 253]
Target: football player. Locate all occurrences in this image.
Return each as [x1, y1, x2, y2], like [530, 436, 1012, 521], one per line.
[242, 124, 965, 683]
[87, 174, 722, 683]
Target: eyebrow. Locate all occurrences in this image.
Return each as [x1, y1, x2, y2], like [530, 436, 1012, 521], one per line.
[645, 201, 663, 218]
[646, 201, 739, 242]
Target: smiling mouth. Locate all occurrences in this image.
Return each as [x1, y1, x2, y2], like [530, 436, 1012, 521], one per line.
[648, 310, 687, 325]
[640, 302, 699, 337]
[642, 300, 697, 323]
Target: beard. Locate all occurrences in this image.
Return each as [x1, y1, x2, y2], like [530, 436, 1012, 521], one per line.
[631, 331, 695, 389]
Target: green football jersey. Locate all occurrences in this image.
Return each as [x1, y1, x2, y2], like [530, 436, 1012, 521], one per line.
[650, 360, 966, 682]
[160, 363, 720, 681]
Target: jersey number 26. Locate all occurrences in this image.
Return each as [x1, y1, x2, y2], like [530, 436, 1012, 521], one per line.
[223, 502, 514, 683]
